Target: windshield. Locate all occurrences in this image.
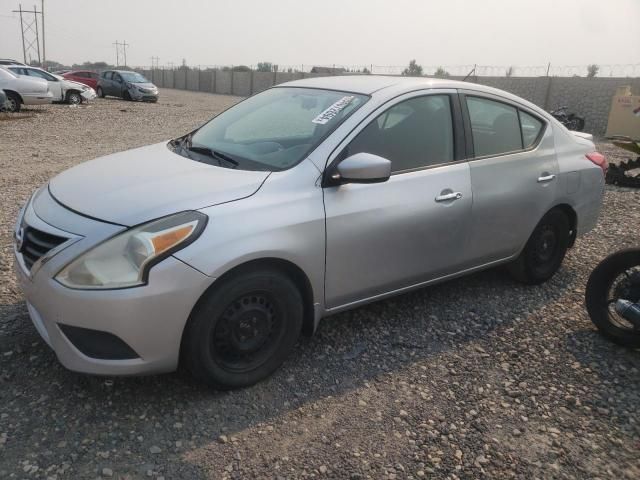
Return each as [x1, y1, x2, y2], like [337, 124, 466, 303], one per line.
[182, 87, 368, 171]
[120, 71, 149, 83]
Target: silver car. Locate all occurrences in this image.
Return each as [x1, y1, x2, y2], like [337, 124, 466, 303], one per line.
[14, 76, 606, 388]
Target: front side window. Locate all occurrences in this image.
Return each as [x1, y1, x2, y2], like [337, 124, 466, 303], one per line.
[466, 96, 522, 157]
[345, 95, 454, 173]
[183, 87, 368, 171]
[102, 71, 112, 80]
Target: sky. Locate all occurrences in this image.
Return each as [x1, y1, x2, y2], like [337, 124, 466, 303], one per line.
[1, 0, 639, 73]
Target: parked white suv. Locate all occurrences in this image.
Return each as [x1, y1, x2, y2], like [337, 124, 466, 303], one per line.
[0, 67, 52, 112]
[6, 65, 96, 105]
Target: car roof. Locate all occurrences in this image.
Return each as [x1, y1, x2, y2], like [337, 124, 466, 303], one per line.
[279, 75, 549, 117]
[280, 75, 481, 95]
[0, 59, 25, 65]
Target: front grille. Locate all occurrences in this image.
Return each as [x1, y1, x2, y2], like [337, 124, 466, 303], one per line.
[20, 226, 67, 270]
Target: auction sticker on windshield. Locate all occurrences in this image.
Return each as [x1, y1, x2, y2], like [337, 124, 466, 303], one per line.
[312, 96, 355, 125]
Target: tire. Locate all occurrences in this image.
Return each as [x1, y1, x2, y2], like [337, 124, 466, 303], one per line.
[182, 269, 303, 389]
[123, 90, 132, 101]
[5, 92, 21, 112]
[97, 87, 105, 98]
[508, 209, 570, 284]
[66, 91, 82, 105]
[585, 249, 640, 348]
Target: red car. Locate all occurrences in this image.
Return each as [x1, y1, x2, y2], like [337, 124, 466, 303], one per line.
[62, 70, 100, 90]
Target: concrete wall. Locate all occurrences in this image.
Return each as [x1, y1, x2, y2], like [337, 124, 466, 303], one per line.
[139, 68, 640, 136]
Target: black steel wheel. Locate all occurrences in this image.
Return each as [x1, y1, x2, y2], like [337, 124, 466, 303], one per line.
[508, 209, 570, 284]
[183, 269, 303, 389]
[586, 249, 640, 347]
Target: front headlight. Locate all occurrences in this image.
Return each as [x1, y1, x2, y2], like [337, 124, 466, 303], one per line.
[56, 211, 207, 289]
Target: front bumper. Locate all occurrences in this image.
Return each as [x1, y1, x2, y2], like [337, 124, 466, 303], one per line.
[129, 88, 158, 102]
[13, 188, 212, 376]
[81, 89, 97, 101]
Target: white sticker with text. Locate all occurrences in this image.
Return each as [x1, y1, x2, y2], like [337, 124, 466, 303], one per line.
[312, 96, 355, 124]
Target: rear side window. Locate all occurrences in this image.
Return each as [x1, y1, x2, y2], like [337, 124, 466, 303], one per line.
[89, 72, 98, 79]
[519, 110, 544, 148]
[346, 95, 454, 173]
[466, 97, 522, 157]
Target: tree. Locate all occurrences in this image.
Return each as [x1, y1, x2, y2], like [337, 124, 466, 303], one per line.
[401, 59, 423, 77]
[257, 62, 277, 72]
[505, 66, 514, 77]
[362, 66, 371, 75]
[433, 66, 450, 78]
[231, 65, 251, 72]
[587, 64, 599, 78]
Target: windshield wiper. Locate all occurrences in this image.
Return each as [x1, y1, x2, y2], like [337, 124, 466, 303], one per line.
[186, 146, 239, 169]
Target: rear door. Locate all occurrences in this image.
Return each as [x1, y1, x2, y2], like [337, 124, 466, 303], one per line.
[460, 91, 557, 264]
[323, 90, 473, 309]
[101, 71, 113, 95]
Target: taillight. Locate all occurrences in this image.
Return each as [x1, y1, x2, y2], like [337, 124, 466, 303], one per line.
[586, 152, 608, 174]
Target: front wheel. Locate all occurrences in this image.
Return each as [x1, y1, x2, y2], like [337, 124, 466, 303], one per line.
[585, 249, 640, 348]
[66, 91, 82, 105]
[96, 87, 105, 98]
[508, 209, 570, 284]
[182, 269, 303, 389]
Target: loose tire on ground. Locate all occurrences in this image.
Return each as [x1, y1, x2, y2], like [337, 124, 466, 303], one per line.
[182, 269, 303, 389]
[585, 249, 640, 348]
[508, 209, 570, 284]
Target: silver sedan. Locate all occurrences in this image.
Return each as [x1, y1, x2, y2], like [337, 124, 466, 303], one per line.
[14, 76, 606, 388]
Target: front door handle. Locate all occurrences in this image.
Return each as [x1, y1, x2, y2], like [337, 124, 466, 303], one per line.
[537, 174, 556, 183]
[435, 192, 463, 202]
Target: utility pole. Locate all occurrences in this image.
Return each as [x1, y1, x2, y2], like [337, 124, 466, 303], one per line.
[41, 0, 45, 68]
[113, 40, 129, 67]
[13, 4, 42, 66]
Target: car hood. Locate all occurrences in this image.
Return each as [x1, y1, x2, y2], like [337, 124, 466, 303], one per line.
[49, 142, 271, 226]
[63, 79, 91, 90]
[130, 82, 157, 90]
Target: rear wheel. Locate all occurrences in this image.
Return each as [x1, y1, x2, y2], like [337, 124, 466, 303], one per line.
[508, 209, 570, 284]
[5, 92, 21, 112]
[183, 269, 303, 389]
[96, 87, 105, 98]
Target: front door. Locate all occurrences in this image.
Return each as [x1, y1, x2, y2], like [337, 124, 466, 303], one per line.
[460, 92, 559, 264]
[323, 92, 473, 309]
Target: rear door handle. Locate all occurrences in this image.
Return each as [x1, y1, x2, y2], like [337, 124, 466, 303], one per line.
[435, 192, 463, 202]
[537, 174, 556, 183]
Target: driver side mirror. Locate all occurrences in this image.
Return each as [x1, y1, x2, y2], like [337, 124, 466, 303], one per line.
[327, 152, 391, 186]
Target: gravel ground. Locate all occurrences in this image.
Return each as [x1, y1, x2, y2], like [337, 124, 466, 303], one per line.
[0, 89, 639, 480]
